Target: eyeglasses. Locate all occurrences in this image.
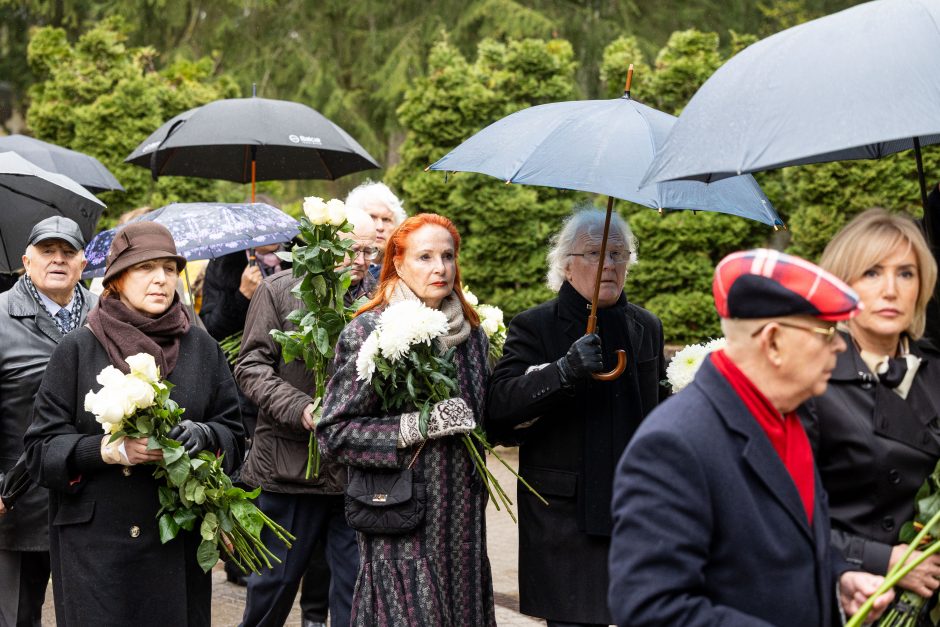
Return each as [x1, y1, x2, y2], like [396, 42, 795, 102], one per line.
[348, 246, 379, 261]
[567, 250, 630, 265]
[750, 320, 839, 343]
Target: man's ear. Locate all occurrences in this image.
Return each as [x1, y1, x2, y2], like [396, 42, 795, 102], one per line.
[760, 324, 784, 367]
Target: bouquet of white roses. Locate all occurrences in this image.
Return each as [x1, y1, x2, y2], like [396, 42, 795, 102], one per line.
[85, 353, 294, 574]
[356, 300, 546, 522]
[272, 195, 359, 479]
[462, 287, 506, 363]
[665, 337, 727, 393]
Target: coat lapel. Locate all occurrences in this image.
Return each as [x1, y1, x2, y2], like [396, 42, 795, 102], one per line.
[9, 279, 63, 343]
[695, 360, 815, 544]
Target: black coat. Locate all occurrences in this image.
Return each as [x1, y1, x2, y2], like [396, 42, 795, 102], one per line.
[799, 333, 940, 575]
[486, 283, 667, 623]
[610, 359, 845, 627]
[0, 277, 96, 551]
[24, 326, 243, 627]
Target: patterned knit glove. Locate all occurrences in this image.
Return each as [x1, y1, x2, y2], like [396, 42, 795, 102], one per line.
[398, 398, 476, 447]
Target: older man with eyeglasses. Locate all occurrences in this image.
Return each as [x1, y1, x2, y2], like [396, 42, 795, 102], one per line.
[233, 209, 376, 627]
[608, 248, 895, 627]
[486, 208, 668, 627]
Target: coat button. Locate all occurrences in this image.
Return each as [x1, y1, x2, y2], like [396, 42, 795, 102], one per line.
[129, 525, 140, 538]
[887, 469, 900, 485]
[122, 467, 132, 477]
[881, 516, 895, 532]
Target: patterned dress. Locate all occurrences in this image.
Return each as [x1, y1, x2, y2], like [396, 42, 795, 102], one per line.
[319, 309, 496, 627]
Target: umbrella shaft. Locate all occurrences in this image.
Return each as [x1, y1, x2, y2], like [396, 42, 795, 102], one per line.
[587, 196, 616, 335]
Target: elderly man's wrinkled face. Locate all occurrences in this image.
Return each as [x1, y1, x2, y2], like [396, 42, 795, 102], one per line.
[365, 201, 396, 256]
[564, 228, 628, 308]
[338, 219, 377, 286]
[22, 239, 87, 305]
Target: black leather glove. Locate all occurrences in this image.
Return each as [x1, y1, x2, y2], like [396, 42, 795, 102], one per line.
[556, 333, 604, 387]
[168, 420, 215, 456]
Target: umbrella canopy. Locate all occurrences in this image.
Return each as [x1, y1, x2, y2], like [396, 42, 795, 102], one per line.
[124, 97, 380, 186]
[82, 202, 299, 278]
[0, 151, 106, 273]
[428, 94, 782, 226]
[642, 0, 940, 205]
[0, 134, 124, 193]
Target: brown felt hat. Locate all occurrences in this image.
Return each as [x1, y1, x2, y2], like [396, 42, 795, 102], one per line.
[103, 222, 187, 286]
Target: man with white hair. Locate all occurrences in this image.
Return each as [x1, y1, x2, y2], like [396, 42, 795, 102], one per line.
[235, 209, 377, 627]
[344, 181, 405, 280]
[0, 216, 96, 626]
[487, 208, 668, 626]
[608, 249, 894, 626]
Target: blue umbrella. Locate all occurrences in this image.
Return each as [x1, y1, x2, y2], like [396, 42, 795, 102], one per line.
[82, 202, 299, 279]
[428, 83, 782, 227]
[641, 0, 940, 209]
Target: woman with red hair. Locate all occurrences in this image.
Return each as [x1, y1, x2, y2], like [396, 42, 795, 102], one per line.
[319, 213, 495, 626]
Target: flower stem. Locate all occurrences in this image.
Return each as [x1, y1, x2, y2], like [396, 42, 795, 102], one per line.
[470, 430, 549, 507]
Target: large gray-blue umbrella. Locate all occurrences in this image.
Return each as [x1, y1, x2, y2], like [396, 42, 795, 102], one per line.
[642, 0, 940, 208]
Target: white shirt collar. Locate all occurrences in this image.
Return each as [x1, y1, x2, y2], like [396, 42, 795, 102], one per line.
[34, 287, 72, 318]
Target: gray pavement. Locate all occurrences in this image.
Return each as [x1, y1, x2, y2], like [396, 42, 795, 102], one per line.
[41, 447, 543, 626]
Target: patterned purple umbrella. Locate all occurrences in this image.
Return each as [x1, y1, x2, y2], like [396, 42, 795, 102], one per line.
[82, 202, 298, 278]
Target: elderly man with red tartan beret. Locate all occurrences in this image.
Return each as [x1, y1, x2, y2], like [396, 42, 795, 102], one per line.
[609, 249, 894, 627]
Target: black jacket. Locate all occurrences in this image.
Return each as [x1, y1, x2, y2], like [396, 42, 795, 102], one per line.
[486, 283, 667, 623]
[799, 332, 940, 575]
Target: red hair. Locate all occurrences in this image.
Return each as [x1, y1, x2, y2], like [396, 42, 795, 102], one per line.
[357, 213, 480, 327]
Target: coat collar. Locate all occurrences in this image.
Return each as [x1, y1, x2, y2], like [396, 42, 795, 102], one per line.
[693, 358, 819, 544]
[6, 276, 94, 343]
[555, 282, 645, 350]
[830, 330, 934, 383]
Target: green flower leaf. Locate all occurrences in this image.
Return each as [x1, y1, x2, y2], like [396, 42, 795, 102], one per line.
[158, 513, 180, 544]
[196, 539, 220, 573]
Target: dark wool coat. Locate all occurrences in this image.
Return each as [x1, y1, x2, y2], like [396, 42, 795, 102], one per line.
[485, 284, 667, 624]
[318, 311, 496, 627]
[609, 359, 845, 627]
[0, 277, 96, 551]
[799, 333, 940, 575]
[24, 326, 243, 627]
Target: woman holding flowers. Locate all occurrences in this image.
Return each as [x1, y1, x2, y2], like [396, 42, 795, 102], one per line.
[319, 213, 496, 626]
[799, 209, 940, 624]
[25, 223, 244, 627]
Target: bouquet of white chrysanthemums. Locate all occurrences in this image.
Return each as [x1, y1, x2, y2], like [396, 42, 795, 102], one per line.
[356, 300, 545, 522]
[665, 337, 727, 393]
[462, 287, 506, 362]
[85, 353, 293, 574]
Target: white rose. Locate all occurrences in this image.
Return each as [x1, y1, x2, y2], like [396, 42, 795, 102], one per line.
[96, 365, 126, 389]
[462, 288, 479, 306]
[481, 317, 499, 336]
[326, 198, 347, 226]
[90, 392, 130, 430]
[303, 196, 329, 225]
[126, 353, 160, 383]
[123, 375, 157, 410]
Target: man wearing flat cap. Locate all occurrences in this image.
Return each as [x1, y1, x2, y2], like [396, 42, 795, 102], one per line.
[608, 249, 894, 626]
[0, 216, 96, 626]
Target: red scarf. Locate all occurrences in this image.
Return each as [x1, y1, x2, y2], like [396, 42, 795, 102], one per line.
[711, 349, 815, 525]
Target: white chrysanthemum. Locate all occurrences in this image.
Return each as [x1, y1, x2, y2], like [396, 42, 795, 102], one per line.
[326, 198, 347, 226]
[356, 331, 380, 381]
[126, 353, 160, 383]
[303, 196, 329, 225]
[462, 287, 479, 306]
[376, 301, 450, 362]
[666, 343, 710, 393]
[703, 337, 727, 352]
[477, 304, 504, 337]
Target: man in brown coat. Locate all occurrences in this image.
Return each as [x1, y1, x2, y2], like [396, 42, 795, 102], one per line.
[235, 209, 377, 627]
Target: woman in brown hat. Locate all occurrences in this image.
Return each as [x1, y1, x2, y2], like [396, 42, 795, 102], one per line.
[24, 222, 244, 627]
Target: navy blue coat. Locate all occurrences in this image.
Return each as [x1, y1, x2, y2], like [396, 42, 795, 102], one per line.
[609, 358, 845, 627]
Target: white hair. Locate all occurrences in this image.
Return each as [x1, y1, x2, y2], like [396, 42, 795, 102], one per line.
[545, 208, 637, 292]
[345, 207, 375, 234]
[344, 181, 406, 225]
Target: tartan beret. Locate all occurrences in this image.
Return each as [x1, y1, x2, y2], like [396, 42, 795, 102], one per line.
[713, 249, 861, 321]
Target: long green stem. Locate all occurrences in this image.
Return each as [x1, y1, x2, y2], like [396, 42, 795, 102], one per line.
[470, 430, 549, 506]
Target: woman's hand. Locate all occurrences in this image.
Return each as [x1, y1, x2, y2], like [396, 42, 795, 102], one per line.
[890, 543, 940, 597]
[101, 435, 164, 466]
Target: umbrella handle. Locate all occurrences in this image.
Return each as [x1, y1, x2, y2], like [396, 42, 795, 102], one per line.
[591, 349, 627, 381]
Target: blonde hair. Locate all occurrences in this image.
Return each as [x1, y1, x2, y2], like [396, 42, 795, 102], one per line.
[819, 208, 937, 339]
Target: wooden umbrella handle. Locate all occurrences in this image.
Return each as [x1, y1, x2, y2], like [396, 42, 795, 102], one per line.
[592, 350, 626, 381]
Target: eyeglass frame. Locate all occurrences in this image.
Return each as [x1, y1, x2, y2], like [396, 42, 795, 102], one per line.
[566, 249, 630, 264]
[347, 245, 380, 261]
[749, 320, 839, 343]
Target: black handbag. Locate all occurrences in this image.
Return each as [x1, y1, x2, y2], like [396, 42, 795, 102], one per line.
[344, 446, 427, 535]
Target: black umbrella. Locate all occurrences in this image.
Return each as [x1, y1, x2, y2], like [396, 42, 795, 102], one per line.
[124, 95, 380, 200]
[0, 151, 106, 273]
[0, 134, 124, 193]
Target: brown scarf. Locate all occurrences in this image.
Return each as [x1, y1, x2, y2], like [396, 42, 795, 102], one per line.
[86, 292, 191, 376]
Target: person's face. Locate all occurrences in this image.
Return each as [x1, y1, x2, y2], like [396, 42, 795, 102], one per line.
[564, 228, 628, 308]
[770, 316, 847, 407]
[395, 224, 456, 309]
[365, 202, 396, 255]
[848, 243, 919, 350]
[118, 257, 179, 317]
[22, 239, 87, 303]
[338, 222, 377, 286]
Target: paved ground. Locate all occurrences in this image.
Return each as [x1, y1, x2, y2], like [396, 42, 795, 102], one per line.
[41, 447, 543, 626]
